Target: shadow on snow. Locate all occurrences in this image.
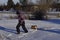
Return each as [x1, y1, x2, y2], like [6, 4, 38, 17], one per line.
[37, 28, 60, 34]
[44, 19, 60, 24]
[0, 26, 23, 34]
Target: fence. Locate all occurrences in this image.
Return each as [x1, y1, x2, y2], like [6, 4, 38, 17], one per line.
[0, 11, 17, 20]
[0, 11, 31, 20]
[0, 11, 60, 20]
[45, 12, 60, 19]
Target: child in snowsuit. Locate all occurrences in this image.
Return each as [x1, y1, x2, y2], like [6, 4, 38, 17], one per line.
[16, 10, 28, 34]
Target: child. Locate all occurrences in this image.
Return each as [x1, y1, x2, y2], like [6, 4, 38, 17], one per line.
[16, 10, 28, 34]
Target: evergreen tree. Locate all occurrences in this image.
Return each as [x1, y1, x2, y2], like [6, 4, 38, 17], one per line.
[19, 0, 27, 6]
[3, 4, 7, 10]
[0, 5, 3, 11]
[7, 0, 15, 10]
[15, 3, 20, 10]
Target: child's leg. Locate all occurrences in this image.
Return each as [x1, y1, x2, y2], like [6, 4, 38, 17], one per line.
[16, 22, 21, 34]
[22, 21, 28, 33]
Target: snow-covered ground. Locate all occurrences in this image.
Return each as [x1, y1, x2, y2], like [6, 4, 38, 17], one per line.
[0, 18, 60, 40]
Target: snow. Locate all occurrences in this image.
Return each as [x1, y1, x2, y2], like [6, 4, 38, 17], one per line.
[0, 18, 60, 40]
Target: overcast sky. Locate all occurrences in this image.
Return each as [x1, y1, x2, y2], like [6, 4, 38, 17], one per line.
[0, 0, 19, 5]
[0, 0, 39, 5]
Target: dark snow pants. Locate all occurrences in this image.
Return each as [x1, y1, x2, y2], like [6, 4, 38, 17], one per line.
[16, 21, 28, 33]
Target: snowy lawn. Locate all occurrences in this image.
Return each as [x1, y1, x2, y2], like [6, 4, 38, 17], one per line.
[0, 18, 60, 40]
